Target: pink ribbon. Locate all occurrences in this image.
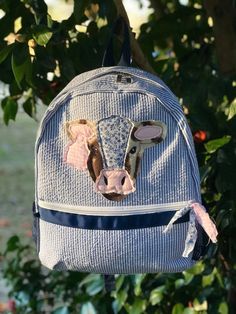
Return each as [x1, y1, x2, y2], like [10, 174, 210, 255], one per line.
[190, 202, 218, 243]
[163, 201, 218, 258]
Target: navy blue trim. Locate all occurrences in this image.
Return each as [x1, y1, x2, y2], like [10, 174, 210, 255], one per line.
[39, 207, 189, 230]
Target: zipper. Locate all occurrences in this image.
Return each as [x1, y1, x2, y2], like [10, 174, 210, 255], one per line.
[35, 67, 173, 146]
[38, 200, 192, 216]
[44, 68, 171, 110]
[35, 67, 200, 211]
[34, 68, 175, 212]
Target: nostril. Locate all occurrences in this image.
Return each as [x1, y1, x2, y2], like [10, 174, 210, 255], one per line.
[121, 176, 126, 186]
[104, 176, 108, 185]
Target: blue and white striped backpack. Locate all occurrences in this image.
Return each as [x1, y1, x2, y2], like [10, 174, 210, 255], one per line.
[33, 18, 218, 275]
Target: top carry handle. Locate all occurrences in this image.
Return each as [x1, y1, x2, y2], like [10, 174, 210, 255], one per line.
[102, 16, 131, 67]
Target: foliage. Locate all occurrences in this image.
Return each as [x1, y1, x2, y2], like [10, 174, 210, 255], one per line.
[0, 236, 229, 314]
[0, 0, 235, 313]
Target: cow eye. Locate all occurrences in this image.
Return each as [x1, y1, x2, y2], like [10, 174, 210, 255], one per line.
[130, 146, 137, 154]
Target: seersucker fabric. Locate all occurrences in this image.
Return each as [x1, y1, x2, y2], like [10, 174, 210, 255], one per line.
[33, 66, 217, 273]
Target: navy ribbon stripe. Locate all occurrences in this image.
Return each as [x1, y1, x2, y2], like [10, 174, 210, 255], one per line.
[39, 206, 189, 230]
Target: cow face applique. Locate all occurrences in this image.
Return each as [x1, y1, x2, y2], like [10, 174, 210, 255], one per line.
[64, 115, 167, 201]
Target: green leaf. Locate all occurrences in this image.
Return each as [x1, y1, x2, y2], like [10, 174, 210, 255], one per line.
[193, 299, 208, 311]
[204, 136, 231, 154]
[79, 274, 101, 287]
[175, 278, 185, 289]
[52, 306, 70, 314]
[47, 14, 53, 28]
[134, 274, 146, 296]
[125, 299, 147, 314]
[183, 272, 194, 284]
[112, 290, 128, 314]
[24, 57, 33, 85]
[185, 261, 205, 275]
[17, 291, 30, 305]
[5, 235, 20, 252]
[11, 43, 32, 89]
[202, 273, 214, 287]
[115, 275, 125, 291]
[150, 290, 163, 305]
[215, 269, 224, 288]
[149, 285, 165, 305]
[172, 304, 185, 314]
[11, 54, 25, 88]
[2, 98, 18, 125]
[85, 276, 104, 296]
[183, 308, 195, 314]
[81, 302, 97, 314]
[227, 98, 236, 120]
[218, 302, 228, 314]
[200, 164, 212, 183]
[0, 44, 13, 64]
[202, 269, 215, 287]
[22, 97, 36, 118]
[32, 25, 53, 46]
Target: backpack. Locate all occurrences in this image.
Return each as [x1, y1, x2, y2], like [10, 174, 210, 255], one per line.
[33, 17, 218, 275]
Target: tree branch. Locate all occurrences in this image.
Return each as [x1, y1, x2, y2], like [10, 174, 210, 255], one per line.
[204, 0, 236, 75]
[113, 0, 156, 75]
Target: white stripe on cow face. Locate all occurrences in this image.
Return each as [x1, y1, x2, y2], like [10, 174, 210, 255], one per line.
[97, 115, 134, 169]
[64, 116, 167, 201]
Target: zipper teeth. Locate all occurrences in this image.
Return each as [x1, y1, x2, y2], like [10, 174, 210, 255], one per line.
[38, 200, 192, 216]
[35, 70, 173, 153]
[55, 72, 169, 108]
[51, 70, 169, 106]
[36, 69, 172, 145]
[34, 68, 183, 212]
[34, 71, 174, 212]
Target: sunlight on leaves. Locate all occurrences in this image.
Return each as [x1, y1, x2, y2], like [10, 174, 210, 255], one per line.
[205, 136, 231, 154]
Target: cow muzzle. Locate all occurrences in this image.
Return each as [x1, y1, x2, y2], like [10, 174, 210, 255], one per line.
[95, 169, 135, 196]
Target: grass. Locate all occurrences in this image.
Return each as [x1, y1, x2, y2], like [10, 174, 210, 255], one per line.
[0, 106, 46, 249]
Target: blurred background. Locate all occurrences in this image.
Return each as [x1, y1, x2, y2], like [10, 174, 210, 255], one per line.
[0, 0, 151, 250]
[0, 0, 235, 313]
[0, 0, 151, 249]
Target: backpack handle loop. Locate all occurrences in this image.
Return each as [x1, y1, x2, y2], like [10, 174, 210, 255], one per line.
[102, 16, 131, 67]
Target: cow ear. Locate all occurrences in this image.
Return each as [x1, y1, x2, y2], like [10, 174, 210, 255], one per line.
[64, 120, 95, 170]
[66, 120, 95, 141]
[133, 121, 167, 144]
